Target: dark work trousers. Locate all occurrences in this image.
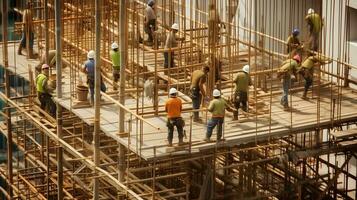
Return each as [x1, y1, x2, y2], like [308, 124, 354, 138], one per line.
[167, 117, 184, 144]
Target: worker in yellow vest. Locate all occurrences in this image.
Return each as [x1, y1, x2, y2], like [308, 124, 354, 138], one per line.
[110, 42, 120, 90]
[35, 64, 55, 116]
[305, 8, 323, 52]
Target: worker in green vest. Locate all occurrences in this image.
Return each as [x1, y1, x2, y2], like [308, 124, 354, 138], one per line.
[277, 55, 301, 110]
[233, 65, 252, 120]
[35, 64, 55, 116]
[110, 42, 120, 91]
[305, 8, 323, 52]
[299, 55, 332, 99]
[286, 28, 301, 56]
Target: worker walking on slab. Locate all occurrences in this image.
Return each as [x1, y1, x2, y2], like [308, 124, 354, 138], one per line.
[278, 55, 301, 110]
[144, 0, 157, 44]
[18, 2, 35, 58]
[36, 64, 55, 116]
[190, 66, 210, 122]
[82, 50, 107, 105]
[232, 65, 252, 120]
[286, 28, 301, 56]
[305, 8, 323, 52]
[165, 88, 185, 146]
[110, 42, 120, 91]
[164, 23, 184, 73]
[299, 55, 332, 99]
[205, 89, 233, 142]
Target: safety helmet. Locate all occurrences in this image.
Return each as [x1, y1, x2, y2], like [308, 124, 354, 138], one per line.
[213, 89, 221, 97]
[171, 23, 179, 31]
[292, 28, 300, 36]
[87, 50, 95, 59]
[148, 0, 155, 7]
[242, 65, 250, 73]
[169, 88, 177, 95]
[111, 42, 119, 49]
[42, 64, 50, 70]
[293, 54, 301, 63]
[308, 8, 314, 15]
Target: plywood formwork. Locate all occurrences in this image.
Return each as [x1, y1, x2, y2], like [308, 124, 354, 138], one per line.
[1, 0, 357, 199]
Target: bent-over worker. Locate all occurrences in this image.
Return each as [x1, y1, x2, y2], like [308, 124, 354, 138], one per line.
[305, 8, 323, 52]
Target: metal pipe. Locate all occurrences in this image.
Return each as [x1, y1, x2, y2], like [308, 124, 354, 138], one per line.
[1, 1, 13, 198]
[118, 0, 127, 184]
[55, 0, 63, 199]
[93, 0, 102, 198]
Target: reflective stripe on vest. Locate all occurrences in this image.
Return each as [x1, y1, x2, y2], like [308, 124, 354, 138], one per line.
[36, 73, 47, 93]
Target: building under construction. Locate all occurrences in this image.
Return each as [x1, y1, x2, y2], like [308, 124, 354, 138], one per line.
[0, 0, 356, 199]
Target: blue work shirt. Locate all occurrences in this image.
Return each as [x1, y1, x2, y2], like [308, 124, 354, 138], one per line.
[84, 59, 95, 79]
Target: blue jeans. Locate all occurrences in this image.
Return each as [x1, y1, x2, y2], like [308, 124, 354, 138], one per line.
[281, 75, 291, 107]
[20, 32, 34, 48]
[191, 87, 201, 120]
[88, 79, 107, 102]
[206, 117, 224, 140]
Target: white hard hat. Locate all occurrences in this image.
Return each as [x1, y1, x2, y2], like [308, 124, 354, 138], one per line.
[243, 65, 250, 73]
[171, 23, 179, 30]
[213, 89, 221, 97]
[87, 50, 95, 59]
[42, 64, 49, 70]
[308, 8, 314, 14]
[169, 88, 177, 95]
[111, 42, 119, 49]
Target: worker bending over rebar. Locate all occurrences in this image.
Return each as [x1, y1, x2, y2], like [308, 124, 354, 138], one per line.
[277, 55, 301, 110]
[305, 8, 323, 53]
[190, 66, 210, 122]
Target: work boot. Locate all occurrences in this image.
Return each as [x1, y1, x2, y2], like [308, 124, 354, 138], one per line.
[17, 46, 23, 55]
[233, 112, 238, 120]
[178, 138, 184, 146]
[283, 105, 290, 111]
[113, 83, 118, 91]
[193, 118, 203, 123]
[28, 49, 36, 59]
[204, 137, 210, 142]
[302, 91, 307, 99]
[167, 140, 173, 147]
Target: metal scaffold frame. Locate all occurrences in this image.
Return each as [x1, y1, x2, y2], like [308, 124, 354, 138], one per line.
[0, 0, 357, 199]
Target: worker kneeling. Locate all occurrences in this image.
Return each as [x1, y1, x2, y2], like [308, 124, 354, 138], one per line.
[36, 64, 56, 116]
[165, 88, 185, 147]
[205, 89, 234, 142]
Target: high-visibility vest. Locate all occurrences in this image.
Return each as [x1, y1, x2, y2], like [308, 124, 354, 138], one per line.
[36, 73, 47, 93]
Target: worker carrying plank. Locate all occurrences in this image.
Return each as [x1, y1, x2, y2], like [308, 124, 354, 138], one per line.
[82, 50, 106, 105]
[286, 28, 302, 56]
[232, 65, 252, 120]
[277, 55, 301, 110]
[110, 42, 120, 91]
[18, 2, 35, 58]
[305, 8, 323, 53]
[205, 89, 234, 142]
[165, 88, 185, 147]
[144, 0, 157, 43]
[35, 50, 70, 76]
[298, 55, 332, 99]
[35, 64, 56, 116]
[190, 66, 210, 122]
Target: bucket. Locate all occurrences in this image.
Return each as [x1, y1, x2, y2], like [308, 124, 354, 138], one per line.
[76, 85, 88, 102]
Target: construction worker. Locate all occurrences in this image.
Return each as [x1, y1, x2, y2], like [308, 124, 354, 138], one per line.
[205, 89, 233, 142]
[164, 23, 179, 71]
[18, 2, 35, 58]
[144, 0, 157, 43]
[286, 28, 301, 55]
[206, 54, 223, 84]
[299, 55, 332, 99]
[190, 66, 210, 122]
[305, 8, 323, 52]
[35, 64, 55, 116]
[82, 50, 106, 105]
[110, 42, 120, 90]
[208, 3, 223, 46]
[35, 50, 70, 75]
[278, 55, 301, 110]
[165, 88, 184, 146]
[233, 65, 252, 120]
